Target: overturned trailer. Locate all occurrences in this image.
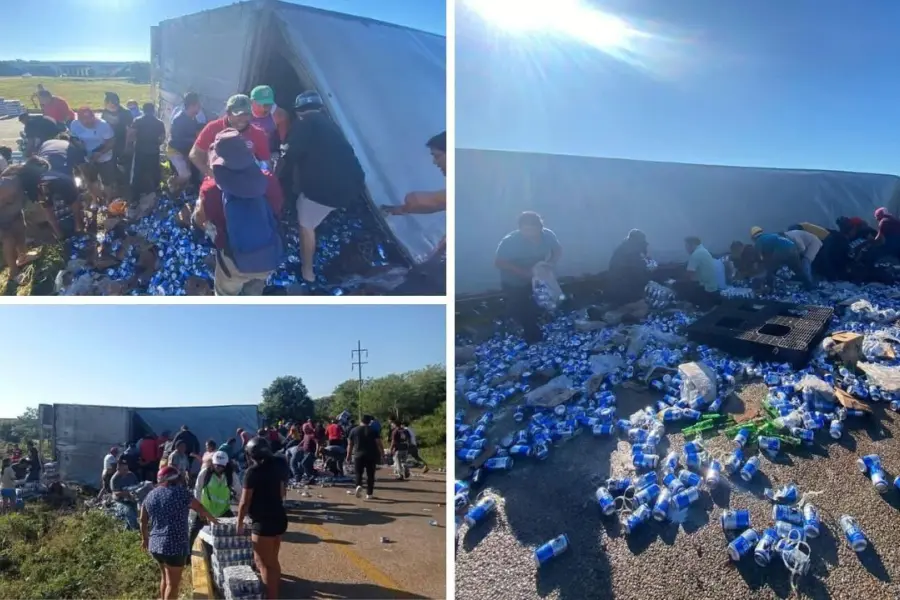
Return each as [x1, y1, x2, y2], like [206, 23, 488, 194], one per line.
[456, 148, 900, 298]
[38, 403, 260, 487]
[151, 0, 446, 270]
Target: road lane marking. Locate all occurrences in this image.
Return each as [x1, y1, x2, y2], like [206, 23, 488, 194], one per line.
[304, 522, 406, 593]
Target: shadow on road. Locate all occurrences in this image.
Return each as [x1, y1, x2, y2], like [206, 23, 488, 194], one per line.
[281, 574, 429, 599]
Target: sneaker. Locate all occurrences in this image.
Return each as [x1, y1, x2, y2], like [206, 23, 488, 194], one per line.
[422, 466, 430, 474]
[366, 494, 373, 500]
[354, 486, 363, 498]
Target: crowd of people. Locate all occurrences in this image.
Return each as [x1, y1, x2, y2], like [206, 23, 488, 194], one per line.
[0, 441, 41, 512]
[494, 208, 900, 344]
[0, 84, 447, 294]
[79, 411, 426, 598]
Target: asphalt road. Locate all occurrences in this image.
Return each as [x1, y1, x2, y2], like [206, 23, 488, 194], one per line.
[279, 468, 447, 599]
[455, 384, 900, 600]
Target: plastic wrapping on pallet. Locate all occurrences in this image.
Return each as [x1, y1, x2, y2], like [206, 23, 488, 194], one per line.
[208, 517, 251, 538]
[645, 281, 676, 309]
[222, 565, 263, 600]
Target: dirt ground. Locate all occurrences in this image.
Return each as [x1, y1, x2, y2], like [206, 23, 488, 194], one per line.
[280, 469, 447, 599]
[455, 384, 900, 600]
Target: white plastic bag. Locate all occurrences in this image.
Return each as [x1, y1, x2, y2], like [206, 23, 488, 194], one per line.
[532, 262, 564, 311]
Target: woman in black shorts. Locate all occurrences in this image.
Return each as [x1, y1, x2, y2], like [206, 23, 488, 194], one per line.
[140, 466, 218, 600]
[237, 437, 287, 599]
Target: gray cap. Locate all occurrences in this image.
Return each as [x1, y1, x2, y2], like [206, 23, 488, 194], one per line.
[225, 94, 252, 115]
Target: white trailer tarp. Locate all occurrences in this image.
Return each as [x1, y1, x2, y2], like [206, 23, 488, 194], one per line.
[456, 148, 900, 296]
[156, 1, 446, 264]
[53, 404, 131, 487]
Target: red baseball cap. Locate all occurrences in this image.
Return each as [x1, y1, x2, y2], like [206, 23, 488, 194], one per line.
[157, 466, 180, 483]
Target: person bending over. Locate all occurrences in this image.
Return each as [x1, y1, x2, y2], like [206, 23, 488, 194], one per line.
[278, 91, 365, 283]
[494, 211, 562, 344]
[606, 229, 651, 307]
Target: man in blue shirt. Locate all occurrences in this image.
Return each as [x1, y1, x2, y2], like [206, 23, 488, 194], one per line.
[750, 226, 813, 290]
[495, 211, 562, 344]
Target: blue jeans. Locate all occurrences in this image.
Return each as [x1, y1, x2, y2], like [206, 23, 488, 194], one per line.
[300, 451, 317, 480]
[801, 257, 814, 283]
[289, 452, 303, 480]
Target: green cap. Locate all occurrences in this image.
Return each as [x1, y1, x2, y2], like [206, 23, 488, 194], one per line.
[225, 94, 252, 115]
[250, 85, 275, 105]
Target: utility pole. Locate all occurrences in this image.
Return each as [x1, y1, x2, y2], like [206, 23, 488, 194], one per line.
[351, 340, 368, 422]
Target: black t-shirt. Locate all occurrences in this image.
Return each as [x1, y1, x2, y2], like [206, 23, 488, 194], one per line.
[280, 109, 365, 209]
[101, 107, 133, 157]
[348, 425, 380, 459]
[24, 116, 60, 145]
[132, 115, 166, 155]
[171, 431, 200, 457]
[243, 459, 286, 522]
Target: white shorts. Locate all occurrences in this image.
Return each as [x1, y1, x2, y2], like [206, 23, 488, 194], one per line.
[167, 149, 191, 180]
[296, 194, 335, 230]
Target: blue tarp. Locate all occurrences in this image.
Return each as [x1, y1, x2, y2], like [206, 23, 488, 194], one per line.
[136, 405, 260, 448]
[456, 148, 900, 296]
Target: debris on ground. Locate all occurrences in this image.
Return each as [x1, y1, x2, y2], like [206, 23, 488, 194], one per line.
[27, 190, 409, 296]
[454, 273, 900, 598]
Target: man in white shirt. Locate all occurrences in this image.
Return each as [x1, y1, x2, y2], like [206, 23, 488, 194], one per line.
[99, 447, 119, 497]
[784, 227, 823, 283]
[403, 422, 429, 474]
[674, 236, 723, 310]
[68, 107, 117, 203]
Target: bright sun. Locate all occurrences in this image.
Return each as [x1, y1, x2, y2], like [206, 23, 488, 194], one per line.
[465, 0, 634, 50]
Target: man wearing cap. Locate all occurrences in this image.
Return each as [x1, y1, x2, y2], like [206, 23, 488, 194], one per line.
[69, 108, 117, 203]
[279, 91, 366, 283]
[190, 94, 271, 178]
[100, 92, 134, 190]
[193, 128, 285, 295]
[250, 85, 291, 154]
[750, 226, 813, 290]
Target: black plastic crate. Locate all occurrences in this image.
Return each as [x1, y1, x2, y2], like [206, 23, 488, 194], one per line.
[686, 302, 834, 366]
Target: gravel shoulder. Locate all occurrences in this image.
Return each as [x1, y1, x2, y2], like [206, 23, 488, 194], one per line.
[455, 384, 900, 600]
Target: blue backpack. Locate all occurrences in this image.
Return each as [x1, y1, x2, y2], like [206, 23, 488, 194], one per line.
[221, 191, 284, 274]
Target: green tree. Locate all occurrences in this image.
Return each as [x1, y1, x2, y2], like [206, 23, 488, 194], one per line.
[259, 376, 315, 424]
[13, 408, 39, 443]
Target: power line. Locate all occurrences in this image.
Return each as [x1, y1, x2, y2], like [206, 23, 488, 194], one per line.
[351, 340, 368, 422]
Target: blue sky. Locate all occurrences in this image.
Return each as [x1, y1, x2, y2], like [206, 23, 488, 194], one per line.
[0, 0, 444, 62]
[0, 304, 445, 419]
[457, 0, 900, 175]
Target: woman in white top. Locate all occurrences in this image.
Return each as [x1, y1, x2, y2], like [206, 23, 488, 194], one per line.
[1, 457, 17, 511]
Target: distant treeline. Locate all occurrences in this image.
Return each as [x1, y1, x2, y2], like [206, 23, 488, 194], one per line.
[0, 61, 151, 83]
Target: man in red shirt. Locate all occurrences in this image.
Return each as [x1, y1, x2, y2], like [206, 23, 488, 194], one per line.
[325, 419, 344, 447]
[192, 129, 284, 296]
[190, 94, 271, 178]
[38, 90, 74, 126]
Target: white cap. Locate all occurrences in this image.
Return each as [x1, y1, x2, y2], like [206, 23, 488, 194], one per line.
[212, 451, 229, 467]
